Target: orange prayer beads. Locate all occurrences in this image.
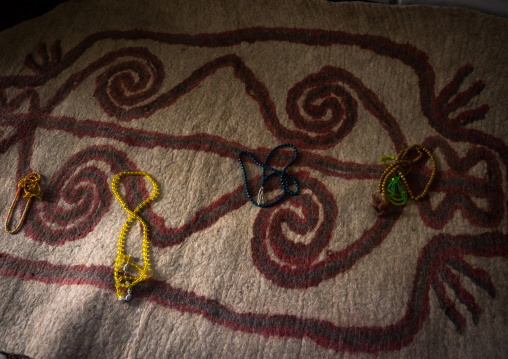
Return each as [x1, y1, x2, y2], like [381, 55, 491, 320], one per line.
[5, 173, 42, 234]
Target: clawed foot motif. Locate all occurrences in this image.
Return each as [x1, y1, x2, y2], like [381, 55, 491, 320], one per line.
[431, 256, 496, 333]
[436, 65, 489, 127]
[24, 41, 62, 74]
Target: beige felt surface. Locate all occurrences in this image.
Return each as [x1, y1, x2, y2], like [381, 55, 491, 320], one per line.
[0, 0, 507, 358]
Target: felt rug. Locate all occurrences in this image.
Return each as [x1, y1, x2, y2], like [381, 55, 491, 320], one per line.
[0, 1, 507, 358]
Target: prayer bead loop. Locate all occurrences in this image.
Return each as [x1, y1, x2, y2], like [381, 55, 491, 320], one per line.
[374, 145, 437, 216]
[238, 144, 299, 207]
[111, 171, 159, 302]
[5, 173, 42, 234]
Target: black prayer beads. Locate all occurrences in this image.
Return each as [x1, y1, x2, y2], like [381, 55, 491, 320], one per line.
[238, 144, 299, 207]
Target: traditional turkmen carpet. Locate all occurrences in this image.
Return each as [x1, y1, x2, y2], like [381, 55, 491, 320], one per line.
[0, 0, 507, 358]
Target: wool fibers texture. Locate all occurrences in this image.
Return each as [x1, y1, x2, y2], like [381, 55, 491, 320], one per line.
[0, 0, 507, 358]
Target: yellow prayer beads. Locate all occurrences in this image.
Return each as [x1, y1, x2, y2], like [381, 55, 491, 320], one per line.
[111, 171, 159, 302]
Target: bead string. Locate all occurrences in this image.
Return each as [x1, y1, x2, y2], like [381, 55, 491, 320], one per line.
[374, 145, 437, 215]
[5, 173, 42, 234]
[111, 171, 159, 302]
[238, 144, 299, 207]
[386, 174, 408, 206]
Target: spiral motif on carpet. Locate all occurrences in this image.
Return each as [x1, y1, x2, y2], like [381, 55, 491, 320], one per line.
[251, 172, 339, 288]
[25, 145, 138, 244]
[285, 69, 358, 148]
[94, 47, 165, 120]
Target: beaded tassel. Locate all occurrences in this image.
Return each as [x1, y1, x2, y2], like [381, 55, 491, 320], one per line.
[5, 173, 42, 234]
[111, 171, 159, 302]
[373, 145, 437, 216]
[386, 174, 408, 206]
